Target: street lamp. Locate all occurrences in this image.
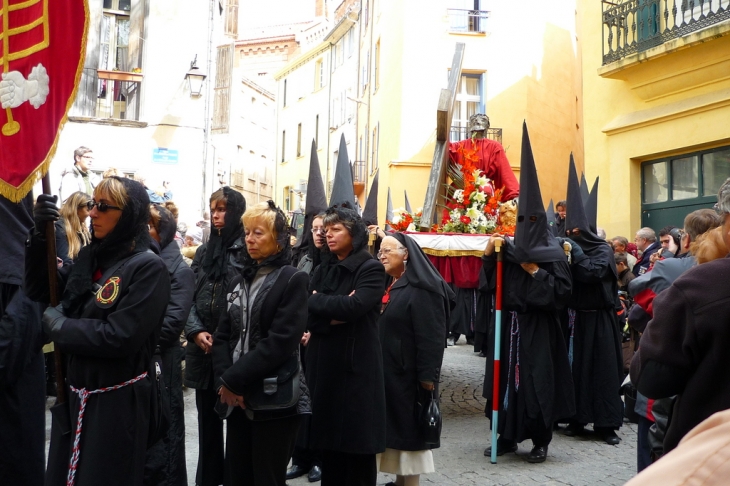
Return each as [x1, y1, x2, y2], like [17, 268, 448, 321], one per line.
[185, 56, 207, 97]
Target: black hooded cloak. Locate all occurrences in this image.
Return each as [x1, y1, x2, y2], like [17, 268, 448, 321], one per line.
[378, 233, 454, 451]
[482, 123, 575, 444]
[0, 194, 46, 486]
[563, 157, 623, 430]
[25, 177, 172, 486]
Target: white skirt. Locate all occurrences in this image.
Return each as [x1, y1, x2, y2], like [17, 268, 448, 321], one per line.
[377, 448, 435, 476]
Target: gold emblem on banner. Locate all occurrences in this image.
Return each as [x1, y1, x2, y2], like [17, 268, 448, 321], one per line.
[0, 0, 49, 136]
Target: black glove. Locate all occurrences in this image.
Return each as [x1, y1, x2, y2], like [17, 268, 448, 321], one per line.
[563, 237, 587, 263]
[42, 304, 67, 338]
[33, 194, 60, 235]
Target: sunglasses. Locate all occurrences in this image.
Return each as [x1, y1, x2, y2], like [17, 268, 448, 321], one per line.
[86, 200, 122, 212]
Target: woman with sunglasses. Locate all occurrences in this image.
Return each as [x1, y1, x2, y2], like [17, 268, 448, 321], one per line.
[26, 177, 171, 486]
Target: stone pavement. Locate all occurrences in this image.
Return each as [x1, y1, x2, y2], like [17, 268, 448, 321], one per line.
[46, 337, 638, 486]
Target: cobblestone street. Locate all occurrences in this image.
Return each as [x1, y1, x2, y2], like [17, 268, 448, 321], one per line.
[46, 337, 638, 485]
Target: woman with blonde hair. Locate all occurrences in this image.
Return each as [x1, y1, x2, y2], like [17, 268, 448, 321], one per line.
[55, 191, 91, 264]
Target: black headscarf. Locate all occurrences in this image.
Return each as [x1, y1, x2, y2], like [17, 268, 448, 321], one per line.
[316, 203, 369, 294]
[202, 186, 245, 281]
[390, 232, 454, 305]
[512, 122, 566, 264]
[62, 177, 152, 316]
[240, 200, 292, 282]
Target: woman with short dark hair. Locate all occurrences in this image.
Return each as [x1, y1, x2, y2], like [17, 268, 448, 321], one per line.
[305, 205, 386, 486]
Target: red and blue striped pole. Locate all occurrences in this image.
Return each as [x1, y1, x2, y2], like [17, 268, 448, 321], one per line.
[490, 238, 504, 464]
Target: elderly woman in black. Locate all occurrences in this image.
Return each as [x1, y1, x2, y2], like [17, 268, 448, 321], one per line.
[306, 205, 386, 486]
[377, 233, 452, 486]
[26, 177, 171, 486]
[145, 204, 195, 486]
[212, 201, 310, 485]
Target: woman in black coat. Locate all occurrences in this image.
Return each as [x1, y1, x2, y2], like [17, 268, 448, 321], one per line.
[26, 177, 171, 486]
[145, 204, 195, 486]
[212, 201, 310, 485]
[306, 205, 386, 486]
[377, 233, 453, 486]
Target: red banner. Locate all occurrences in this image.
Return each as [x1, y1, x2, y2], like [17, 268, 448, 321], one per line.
[0, 0, 88, 202]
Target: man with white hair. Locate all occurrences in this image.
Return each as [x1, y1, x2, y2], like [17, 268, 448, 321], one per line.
[632, 227, 660, 276]
[631, 178, 730, 454]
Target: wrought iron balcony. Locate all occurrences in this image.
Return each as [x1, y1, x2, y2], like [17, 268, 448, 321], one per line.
[449, 126, 502, 144]
[71, 68, 142, 121]
[602, 0, 730, 65]
[447, 8, 489, 33]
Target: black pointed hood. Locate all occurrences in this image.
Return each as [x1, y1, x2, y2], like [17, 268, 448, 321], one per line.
[512, 122, 565, 263]
[580, 172, 589, 206]
[404, 190, 412, 213]
[546, 199, 557, 236]
[565, 155, 606, 253]
[328, 134, 356, 208]
[294, 140, 328, 253]
[585, 177, 599, 234]
[385, 187, 394, 231]
[361, 172, 379, 226]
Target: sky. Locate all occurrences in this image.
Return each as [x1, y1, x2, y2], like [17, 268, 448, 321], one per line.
[239, 0, 315, 29]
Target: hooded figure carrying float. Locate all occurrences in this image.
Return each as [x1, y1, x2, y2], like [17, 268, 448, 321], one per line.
[481, 123, 575, 463]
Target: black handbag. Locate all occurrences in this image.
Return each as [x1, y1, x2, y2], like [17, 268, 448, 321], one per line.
[419, 388, 442, 446]
[243, 351, 301, 412]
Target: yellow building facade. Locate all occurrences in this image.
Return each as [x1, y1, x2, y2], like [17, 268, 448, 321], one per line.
[357, 0, 584, 225]
[578, 0, 730, 237]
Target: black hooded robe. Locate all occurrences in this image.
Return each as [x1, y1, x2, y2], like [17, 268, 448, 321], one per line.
[567, 241, 624, 429]
[482, 243, 575, 444]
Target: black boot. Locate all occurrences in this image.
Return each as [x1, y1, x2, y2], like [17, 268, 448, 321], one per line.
[526, 445, 548, 463]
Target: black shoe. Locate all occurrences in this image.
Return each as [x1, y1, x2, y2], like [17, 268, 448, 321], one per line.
[286, 464, 309, 480]
[526, 445, 548, 463]
[307, 465, 321, 482]
[483, 439, 518, 456]
[598, 429, 621, 445]
[478, 351, 487, 358]
[466, 337, 475, 345]
[564, 423, 585, 437]
[446, 337, 455, 347]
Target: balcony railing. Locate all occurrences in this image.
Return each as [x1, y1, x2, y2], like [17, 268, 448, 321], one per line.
[449, 126, 502, 144]
[602, 0, 730, 65]
[352, 160, 366, 184]
[447, 8, 489, 33]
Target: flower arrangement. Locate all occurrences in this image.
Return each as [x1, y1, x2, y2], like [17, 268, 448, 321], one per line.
[438, 140, 505, 234]
[387, 207, 422, 232]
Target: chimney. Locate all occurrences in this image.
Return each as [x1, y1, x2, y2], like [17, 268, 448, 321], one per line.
[315, 0, 325, 17]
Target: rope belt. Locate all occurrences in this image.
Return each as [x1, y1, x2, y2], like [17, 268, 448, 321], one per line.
[568, 308, 576, 366]
[66, 372, 148, 486]
[503, 311, 520, 410]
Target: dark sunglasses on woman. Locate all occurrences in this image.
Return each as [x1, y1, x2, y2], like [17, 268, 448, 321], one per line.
[86, 200, 122, 212]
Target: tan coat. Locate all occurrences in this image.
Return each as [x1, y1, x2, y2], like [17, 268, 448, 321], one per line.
[626, 409, 730, 485]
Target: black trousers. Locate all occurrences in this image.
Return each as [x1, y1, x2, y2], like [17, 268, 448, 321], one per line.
[320, 450, 376, 486]
[291, 414, 321, 468]
[195, 384, 225, 486]
[224, 410, 301, 486]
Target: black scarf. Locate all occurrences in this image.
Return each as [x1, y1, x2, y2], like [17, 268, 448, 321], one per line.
[202, 187, 246, 281]
[61, 177, 151, 317]
[241, 201, 292, 282]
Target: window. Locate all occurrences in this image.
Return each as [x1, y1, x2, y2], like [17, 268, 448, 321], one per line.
[448, 0, 486, 33]
[297, 123, 302, 158]
[315, 58, 326, 90]
[361, 50, 370, 95]
[364, 0, 369, 27]
[335, 38, 344, 68]
[636, 0, 659, 43]
[642, 146, 730, 204]
[281, 130, 286, 162]
[450, 73, 484, 141]
[347, 28, 355, 57]
[371, 124, 379, 173]
[374, 40, 380, 90]
[224, 0, 239, 37]
[315, 115, 319, 148]
[283, 186, 291, 211]
[98, 2, 131, 118]
[283, 79, 287, 107]
[212, 44, 233, 132]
